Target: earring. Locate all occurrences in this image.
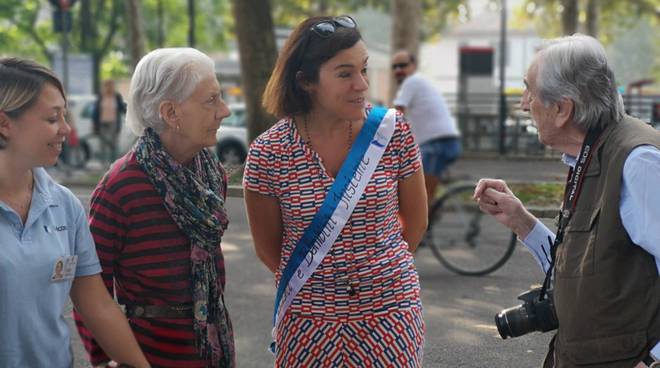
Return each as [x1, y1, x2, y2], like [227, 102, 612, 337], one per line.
[176, 124, 180, 131]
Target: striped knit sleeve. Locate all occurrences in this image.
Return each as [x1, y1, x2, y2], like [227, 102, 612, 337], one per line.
[243, 136, 278, 197]
[395, 113, 422, 180]
[74, 180, 127, 365]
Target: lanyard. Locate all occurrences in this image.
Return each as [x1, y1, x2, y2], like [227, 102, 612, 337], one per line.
[539, 127, 603, 299]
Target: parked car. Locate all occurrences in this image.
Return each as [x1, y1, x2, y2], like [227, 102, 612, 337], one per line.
[67, 96, 247, 167]
[64, 94, 135, 168]
[62, 94, 95, 168]
[216, 103, 248, 166]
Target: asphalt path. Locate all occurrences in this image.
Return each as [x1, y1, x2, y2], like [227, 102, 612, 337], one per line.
[68, 186, 556, 368]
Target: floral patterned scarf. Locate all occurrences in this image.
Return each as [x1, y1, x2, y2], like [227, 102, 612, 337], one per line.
[134, 128, 235, 367]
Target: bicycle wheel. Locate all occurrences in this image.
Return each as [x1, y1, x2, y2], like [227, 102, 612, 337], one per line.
[425, 184, 517, 276]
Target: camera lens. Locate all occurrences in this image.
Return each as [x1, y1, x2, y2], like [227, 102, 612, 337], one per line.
[494, 304, 533, 339]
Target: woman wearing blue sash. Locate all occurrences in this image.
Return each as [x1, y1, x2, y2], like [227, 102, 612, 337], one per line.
[243, 15, 428, 367]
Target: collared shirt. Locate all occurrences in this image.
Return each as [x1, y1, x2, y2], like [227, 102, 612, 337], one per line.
[522, 145, 660, 358]
[0, 168, 101, 368]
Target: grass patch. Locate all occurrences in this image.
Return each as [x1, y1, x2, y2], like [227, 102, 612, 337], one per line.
[434, 181, 563, 209]
[225, 164, 245, 186]
[509, 182, 563, 207]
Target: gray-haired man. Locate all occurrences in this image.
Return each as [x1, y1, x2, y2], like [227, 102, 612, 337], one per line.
[474, 34, 660, 368]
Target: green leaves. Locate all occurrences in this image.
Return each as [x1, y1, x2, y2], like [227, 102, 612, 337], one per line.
[270, 0, 468, 41]
[139, 0, 232, 50]
[516, 0, 660, 40]
[0, 0, 54, 61]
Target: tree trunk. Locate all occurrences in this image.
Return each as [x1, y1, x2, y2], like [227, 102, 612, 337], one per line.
[230, 0, 278, 142]
[92, 53, 101, 96]
[156, 0, 164, 47]
[93, 0, 122, 94]
[560, 0, 578, 35]
[585, 0, 598, 37]
[317, 0, 329, 14]
[126, 0, 146, 69]
[390, 0, 422, 102]
[188, 0, 196, 47]
[79, 0, 95, 52]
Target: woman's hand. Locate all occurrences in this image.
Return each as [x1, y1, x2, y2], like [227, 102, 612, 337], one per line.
[96, 361, 136, 368]
[71, 275, 150, 368]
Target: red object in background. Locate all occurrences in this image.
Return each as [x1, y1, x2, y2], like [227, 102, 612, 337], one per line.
[48, 0, 77, 10]
[67, 128, 79, 147]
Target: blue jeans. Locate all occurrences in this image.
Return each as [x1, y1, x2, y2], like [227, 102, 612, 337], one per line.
[420, 137, 461, 178]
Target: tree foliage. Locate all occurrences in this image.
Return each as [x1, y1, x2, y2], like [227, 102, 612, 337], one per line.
[515, 0, 659, 41]
[512, 0, 660, 86]
[0, 0, 236, 93]
[0, 0, 55, 62]
[139, 0, 233, 52]
[271, 0, 467, 41]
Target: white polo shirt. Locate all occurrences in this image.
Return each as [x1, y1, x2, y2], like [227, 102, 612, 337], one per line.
[0, 168, 101, 367]
[394, 72, 459, 145]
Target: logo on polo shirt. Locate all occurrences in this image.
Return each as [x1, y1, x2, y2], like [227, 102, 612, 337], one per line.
[44, 225, 67, 233]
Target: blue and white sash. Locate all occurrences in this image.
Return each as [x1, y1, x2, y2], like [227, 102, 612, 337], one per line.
[270, 107, 396, 352]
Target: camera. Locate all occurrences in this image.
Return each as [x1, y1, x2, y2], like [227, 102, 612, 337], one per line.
[495, 287, 558, 339]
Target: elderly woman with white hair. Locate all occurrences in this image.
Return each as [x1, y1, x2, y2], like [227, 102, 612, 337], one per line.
[74, 48, 235, 368]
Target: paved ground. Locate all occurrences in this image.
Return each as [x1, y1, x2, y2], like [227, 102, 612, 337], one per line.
[450, 155, 566, 183]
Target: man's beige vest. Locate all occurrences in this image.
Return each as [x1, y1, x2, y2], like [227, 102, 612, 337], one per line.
[550, 116, 660, 367]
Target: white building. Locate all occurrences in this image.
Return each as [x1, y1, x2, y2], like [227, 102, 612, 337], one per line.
[419, 4, 542, 100]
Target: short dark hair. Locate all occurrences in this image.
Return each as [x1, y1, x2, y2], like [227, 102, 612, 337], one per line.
[263, 16, 362, 118]
[0, 57, 66, 149]
[394, 49, 417, 65]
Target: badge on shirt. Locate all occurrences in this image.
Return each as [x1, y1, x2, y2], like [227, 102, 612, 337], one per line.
[50, 255, 77, 282]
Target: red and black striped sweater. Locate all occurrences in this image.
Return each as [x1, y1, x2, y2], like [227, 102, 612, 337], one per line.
[74, 151, 228, 368]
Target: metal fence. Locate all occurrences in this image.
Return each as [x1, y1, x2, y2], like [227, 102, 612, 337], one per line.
[443, 93, 660, 156]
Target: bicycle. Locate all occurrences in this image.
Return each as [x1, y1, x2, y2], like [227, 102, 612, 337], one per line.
[59, 134, 91, 169]
[423, 181, 518, 276]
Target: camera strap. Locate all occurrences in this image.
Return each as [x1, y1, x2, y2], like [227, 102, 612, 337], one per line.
[539, 126, 604, 300]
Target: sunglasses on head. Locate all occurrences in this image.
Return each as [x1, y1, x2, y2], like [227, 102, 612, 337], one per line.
[310, 15, 357, 38]
[391, 62, 410, 70]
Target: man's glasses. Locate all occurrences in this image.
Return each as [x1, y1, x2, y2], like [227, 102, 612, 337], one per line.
[310, 16, 357, 38]
[391, 62, 410, 70]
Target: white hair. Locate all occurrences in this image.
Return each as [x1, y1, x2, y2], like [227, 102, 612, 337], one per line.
[535, 34, 624, 130]
[126, 47, 216, 136]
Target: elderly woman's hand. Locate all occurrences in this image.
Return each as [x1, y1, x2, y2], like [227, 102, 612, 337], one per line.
[473, 178, 538, 239]
[95, 360, 142, 368]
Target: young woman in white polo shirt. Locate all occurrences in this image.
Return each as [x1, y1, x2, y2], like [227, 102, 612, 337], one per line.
[0, 57, 149, 368]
